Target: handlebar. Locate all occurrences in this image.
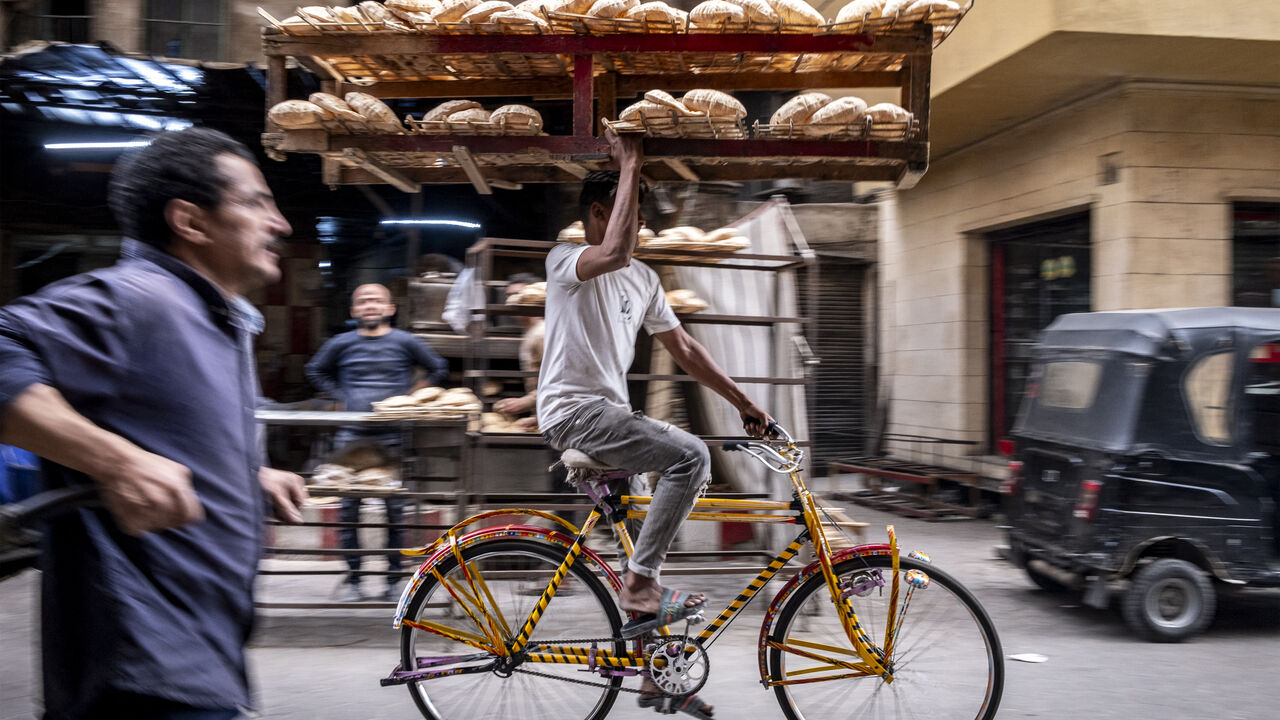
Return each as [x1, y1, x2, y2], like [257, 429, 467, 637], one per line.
[721, 422, 803, 474]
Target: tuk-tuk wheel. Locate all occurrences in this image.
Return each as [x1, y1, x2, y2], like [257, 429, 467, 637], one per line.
[1122, 559, 1215, 642]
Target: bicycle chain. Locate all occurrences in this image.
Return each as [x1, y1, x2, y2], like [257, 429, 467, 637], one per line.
[516, 635, 673, 697]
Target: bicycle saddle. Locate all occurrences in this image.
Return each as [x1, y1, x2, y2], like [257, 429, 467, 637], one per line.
[559, 449, 618, 471]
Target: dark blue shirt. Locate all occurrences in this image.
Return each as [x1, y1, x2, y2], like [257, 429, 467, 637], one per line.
[304, 329, 448, 422]
[0, 240, 265, 718]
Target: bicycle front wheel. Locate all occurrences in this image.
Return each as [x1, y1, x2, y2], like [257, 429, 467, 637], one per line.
[400, 538, 625, 720]
[767, 554, 1003, 720]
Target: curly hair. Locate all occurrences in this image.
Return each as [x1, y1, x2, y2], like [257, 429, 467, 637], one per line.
[108, 127, 257, 249]
[578, 170, 650, 223]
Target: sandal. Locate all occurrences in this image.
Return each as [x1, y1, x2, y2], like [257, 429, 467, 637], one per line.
[620, 587, 707, 639]
[637, 692, 714, 718]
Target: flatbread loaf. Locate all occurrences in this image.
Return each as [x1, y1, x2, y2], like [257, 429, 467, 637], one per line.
[388, 0, 444, 12]
[358, 1, 397, 22]
[448, 107, 492, 123]
[624, 2, 681, 23]
[344, 92, 402, 133]
[663, 226, 706, 241]
[808, 96, 868, 133]
[308, 93, 367, 125]
[690, 0, 745, 25]
[618, 100, 671, 122]
[268, 100, 332, 129]
[682, 89, 746, 119]
[880, 0, 913, 18]
[298, 6, 335, 22]
[835, 0, 883, 23]
[424, 99, 482, 122]
[490, 104, 543, 134]
[768, 0, 824, 26]
[436, 0, 486, 21]
[770, 92, 832, 126]
[588, 0, 640, 17]
[491, 8, 551, 27]
[700, 227, 739, 243]
[553, 0, 597, 13]
[644, 89, 700, 117]
[905, 0, 959, 19]
[726, 0, 778, 23]
[461, 0, 516, 22]
[332, 5, 365, 24]
[558, 221, 586, 243]
[412, 386, 446, 403]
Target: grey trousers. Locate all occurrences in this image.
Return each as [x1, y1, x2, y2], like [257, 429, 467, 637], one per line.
[543, 400, 711, 579]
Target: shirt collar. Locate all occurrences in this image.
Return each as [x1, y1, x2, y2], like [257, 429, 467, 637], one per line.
[120, 238, 262, 336]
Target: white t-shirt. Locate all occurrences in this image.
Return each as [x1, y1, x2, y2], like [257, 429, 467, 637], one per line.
[537, 242, 680, 431]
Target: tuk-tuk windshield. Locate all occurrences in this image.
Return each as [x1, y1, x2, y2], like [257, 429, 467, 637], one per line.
[1013, 352, 1150, 451]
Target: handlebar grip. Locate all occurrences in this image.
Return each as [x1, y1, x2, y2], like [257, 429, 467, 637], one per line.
[722, 440, 750, 452]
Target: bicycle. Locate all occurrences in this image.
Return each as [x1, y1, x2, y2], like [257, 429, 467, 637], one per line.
[382, 423, 1004, 719]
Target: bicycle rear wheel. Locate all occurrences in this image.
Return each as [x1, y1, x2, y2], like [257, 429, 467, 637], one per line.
[767, 554, 1003, 720]
[400, 539, 624, 720]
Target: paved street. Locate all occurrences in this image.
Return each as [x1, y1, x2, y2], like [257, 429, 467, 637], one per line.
[5, 503, 1280, 719]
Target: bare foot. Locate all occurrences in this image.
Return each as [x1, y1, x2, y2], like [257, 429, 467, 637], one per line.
[619, 572, 704, 615]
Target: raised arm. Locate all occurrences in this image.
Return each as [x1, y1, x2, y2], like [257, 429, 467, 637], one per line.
[574, 131, 644, 282]
[654, 325, 773, 437]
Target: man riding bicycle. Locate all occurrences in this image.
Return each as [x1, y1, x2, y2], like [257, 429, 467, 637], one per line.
[537, 131, 772, 719]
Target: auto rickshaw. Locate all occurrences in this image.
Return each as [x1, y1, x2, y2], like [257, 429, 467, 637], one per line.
[1004, 307, 1280, 641]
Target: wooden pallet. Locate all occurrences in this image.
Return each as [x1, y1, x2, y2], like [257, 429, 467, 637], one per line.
[828, 457, 984, 521]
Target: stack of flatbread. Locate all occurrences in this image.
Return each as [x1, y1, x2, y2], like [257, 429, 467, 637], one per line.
[556, 222, 656, 246]
[766, 92, 913, 140]
[686, 0, 824, 31]
[830, 0, 964, 39]
[409, 100, 543, 136]
[372, 386, 482, 417]
[307, 463, 401, 490]
[267, 92, 403, 134]
[479, 411, 541, 433]
[615, 89, 746, 138]
[640, 225, 751, 255]
[665, 289, 709, 314]
[505, 281, 547, 306]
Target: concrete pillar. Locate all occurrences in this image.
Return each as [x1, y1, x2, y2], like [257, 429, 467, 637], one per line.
[92, 0, 143, 52]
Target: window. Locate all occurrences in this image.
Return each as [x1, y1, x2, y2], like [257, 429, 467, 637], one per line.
[989, 212, 1092, 442]
[144, 1, 224, 60]
[33, 0, 92, 43]
[1246, 341, 1280, 452]
[1184, 351, 1234, 445]
[1039, 361, 1103, 410]
[1233, 202, 1280, 308]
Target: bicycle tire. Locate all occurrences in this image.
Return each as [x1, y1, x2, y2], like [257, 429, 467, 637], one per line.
[400, 538, 625, 720]
[767, 554, 1004, 720]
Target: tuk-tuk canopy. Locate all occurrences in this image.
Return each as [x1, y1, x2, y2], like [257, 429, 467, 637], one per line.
[1038, 307, 1280, 359]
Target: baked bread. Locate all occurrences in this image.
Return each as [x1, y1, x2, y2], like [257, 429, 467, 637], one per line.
[344, 92, 402, 132]
[333, 5, 366, 24]
[770, 92, 832, 126]
[424, 99, 482, 121]
[298, 5, 336, 23]
[700, 227, 738, 243]
[358, 1, 397, 23]
[268, 100, 332, 129]
[905, 0, 959, 19]
[491, 8, 551, 27]
[490, 104, 544, 134]
[624, 2, 682, 23]
[865, 102, 912, 139]
[666, 289, 709, 313]
[436, 0, 486, 22]
[662, 226, 706, 241]
[726, 0, 778, 23]
[279, 15, 323, 34]
[448, 107, 493, 123]
[558, 221, 586, 243]
[644, 89, 699, 116]
[808, 95, 868, 133]
[619, 99, 677, 122]
[880, 0, 913, 18]
[461, 0, 516, 22]
[835, 0, 884, 23]
[682, 89, 746, 119]
[412, 386, 446, 403]
[388, 0, 444, 12]
[308, 93, 367, 125]
[768, 0, 824, 26]
[377, 395, 419, 409]
[690, 0, 745, 25]
[588, 0, 640, 18]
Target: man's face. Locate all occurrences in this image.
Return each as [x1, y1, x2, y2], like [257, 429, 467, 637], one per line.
[351, 285, 394, 329]
[199, 154, 292, 295]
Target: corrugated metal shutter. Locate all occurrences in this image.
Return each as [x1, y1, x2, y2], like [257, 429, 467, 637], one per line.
[800, 258, 868, 468]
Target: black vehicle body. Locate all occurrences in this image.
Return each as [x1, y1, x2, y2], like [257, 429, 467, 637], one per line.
[1005, 307, 1280, 640]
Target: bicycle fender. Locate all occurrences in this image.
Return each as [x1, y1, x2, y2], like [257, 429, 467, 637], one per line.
[393, 525, 623, 629]
[756, 543, 892, 684]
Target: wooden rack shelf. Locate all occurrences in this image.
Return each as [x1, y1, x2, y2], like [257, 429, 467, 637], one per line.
[261, 24, 937, 189]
